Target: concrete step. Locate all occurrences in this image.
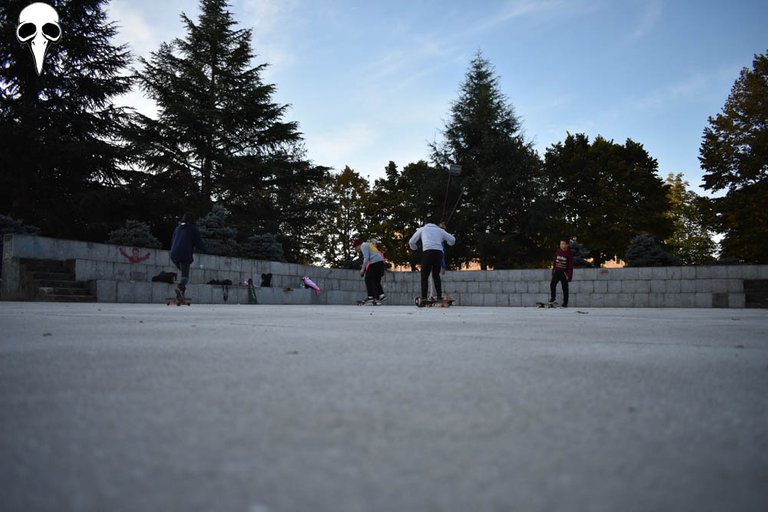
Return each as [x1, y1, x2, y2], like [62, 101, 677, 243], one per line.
[27, 270, 74, 281]
[35, 278, 89, 288]
[20, 258, 72, 272]
[39, 286, 92, 296]
[37, 293, 96, 303]
[20, 258, 96, 303]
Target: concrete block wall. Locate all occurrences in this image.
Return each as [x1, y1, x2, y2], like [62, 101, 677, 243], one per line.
[3, 234, 767, 307]
[1, 234, 363, 304]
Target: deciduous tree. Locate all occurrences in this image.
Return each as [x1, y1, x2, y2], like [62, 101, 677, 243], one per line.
[699, 51, 768, 263]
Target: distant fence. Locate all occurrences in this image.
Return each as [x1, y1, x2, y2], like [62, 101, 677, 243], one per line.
[2, 234, 767, 307]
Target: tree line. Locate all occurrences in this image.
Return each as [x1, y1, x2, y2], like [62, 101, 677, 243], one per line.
[1, 0, 766, 267]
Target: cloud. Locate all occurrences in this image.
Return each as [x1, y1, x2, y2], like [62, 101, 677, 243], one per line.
[469, 0, 564, 34]
[107, 2, 158, 59]
[615, 71, 719, 114]
[241, 0, 297, 34]
[628, 0, 664, 41]
[240, 0, 300, 69]
[304, 121, 377, 171]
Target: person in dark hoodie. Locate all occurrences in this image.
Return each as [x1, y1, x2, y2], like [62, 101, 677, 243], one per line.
[170, 212, 207, 300]
[550, 239, 574, 307]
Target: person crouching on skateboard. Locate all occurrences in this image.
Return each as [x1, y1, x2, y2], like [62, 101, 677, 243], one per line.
[354, 238, 386, 304]
[170, 212, 207, 300]
[550, 239, 573, 307]
[408, 220, 456, 301]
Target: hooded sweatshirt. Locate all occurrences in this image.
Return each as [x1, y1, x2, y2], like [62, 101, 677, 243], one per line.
[552, 248, 574, 281]
[170, 223, 207, 264]
[408, 223, 456, 252]
[361, 242, 385, 266]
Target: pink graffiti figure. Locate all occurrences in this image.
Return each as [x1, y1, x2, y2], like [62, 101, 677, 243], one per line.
[119, 246, 151, 264]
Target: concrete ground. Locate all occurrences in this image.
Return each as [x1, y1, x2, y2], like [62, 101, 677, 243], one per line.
[0, 302, 766, 512]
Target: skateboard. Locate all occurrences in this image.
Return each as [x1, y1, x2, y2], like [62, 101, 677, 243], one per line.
[415, 296, 454, 308]
[247, 278, 258, 304]
[357, 299, 380, 306]
[166, 296, 191, 306]
[536, 301, 558, 308]
[166, 287, 191, 306]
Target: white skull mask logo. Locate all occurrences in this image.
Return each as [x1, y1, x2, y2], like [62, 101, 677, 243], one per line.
[16, 2, 61, 75]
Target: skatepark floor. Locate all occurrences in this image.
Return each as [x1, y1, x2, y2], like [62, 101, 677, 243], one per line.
[1, 302, 767, 512]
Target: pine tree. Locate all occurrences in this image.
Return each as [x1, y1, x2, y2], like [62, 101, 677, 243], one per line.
[430, 52, 542, 269]
[133, 0, 328, 262]
[242, 233, 284, 262]
[0, 0, 134, 240]
[625, 235, 681, 267]
[198, 204, 240, 256]
[106, 220, 161, 248]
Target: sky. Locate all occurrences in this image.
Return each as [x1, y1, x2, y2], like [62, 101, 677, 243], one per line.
[106, 0, 767, 195]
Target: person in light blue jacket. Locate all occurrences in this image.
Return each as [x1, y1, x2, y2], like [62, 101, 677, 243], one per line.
[353, 238, 386, 304]
[408, 221, 456, 300]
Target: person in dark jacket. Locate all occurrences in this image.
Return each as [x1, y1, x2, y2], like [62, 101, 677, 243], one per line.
[170, 212, 207, 298]
[550, 239, 574, 307]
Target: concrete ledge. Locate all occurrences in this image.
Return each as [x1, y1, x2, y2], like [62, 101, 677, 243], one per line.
[2, 235, 765, 308]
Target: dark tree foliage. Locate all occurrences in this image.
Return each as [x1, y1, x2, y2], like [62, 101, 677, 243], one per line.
[0, 0, 135, 241]
[310, 166, 370, 267]
[700, 51, 768, 263]
[664, 173, 716, 265]
[544, 133, 673, 265]
[430, 52, 544, 269]
[197, 204, 240, 256]
[368, 161, 446, 270]
[0, 214, 40, 275]
[0, 213, 39, 236]
[132, 0, 328, 262]
[625, 235, 681, 267]
[106, 219, 161, 248]
[568, 240, 594, 268]
[242, 232, 284, 262]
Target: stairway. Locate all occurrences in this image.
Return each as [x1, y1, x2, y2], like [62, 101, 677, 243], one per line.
[20, 259, 96, 302]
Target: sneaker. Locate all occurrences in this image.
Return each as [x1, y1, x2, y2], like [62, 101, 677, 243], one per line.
[363, 296, 375, 304]
[377, 294, 387, 301]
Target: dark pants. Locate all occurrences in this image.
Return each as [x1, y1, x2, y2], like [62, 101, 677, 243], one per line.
[421, 250, 444, 299]
[550, 269, 569, 306]
[364, 261, 385, 298]
[173, 260, 191, 290]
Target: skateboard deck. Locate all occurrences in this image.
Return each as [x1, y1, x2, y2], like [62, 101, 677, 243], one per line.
[536, 301, 558, 308]
[415, 296, 454, 308]
[167, 287, 191, 306]
[166, 297, 191, 306]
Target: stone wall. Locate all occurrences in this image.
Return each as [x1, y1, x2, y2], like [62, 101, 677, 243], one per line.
[3, 234, 767, 307]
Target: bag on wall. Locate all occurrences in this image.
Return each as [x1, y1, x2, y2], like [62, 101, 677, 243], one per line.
[152, 271, 177, 284]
